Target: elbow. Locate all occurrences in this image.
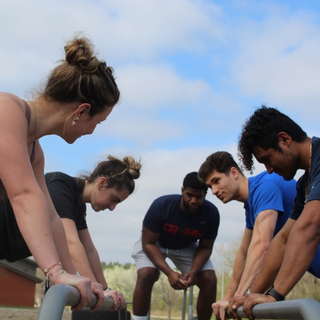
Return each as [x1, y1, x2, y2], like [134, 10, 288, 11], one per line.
[257, 240, 271, 257]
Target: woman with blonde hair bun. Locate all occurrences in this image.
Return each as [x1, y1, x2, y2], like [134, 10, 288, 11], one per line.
[45, 155, 142, 310]
[0, 36, 119, 311]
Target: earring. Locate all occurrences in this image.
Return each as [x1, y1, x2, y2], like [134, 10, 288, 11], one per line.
[72, 117, 80, 126]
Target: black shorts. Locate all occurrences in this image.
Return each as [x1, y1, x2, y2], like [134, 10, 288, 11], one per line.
[0, 196, 31, 262]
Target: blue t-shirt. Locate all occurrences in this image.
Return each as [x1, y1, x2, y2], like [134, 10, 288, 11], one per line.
[143, 194, 220, 250]
[245, 171, 296, 236]
[290, 137, 320, 278]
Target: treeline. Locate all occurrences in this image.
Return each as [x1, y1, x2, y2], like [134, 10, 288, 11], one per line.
[101, 238, 320, 319]
[102, 263, 193, 319]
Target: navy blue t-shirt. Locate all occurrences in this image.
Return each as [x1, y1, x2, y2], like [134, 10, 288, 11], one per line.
[290, 137, 320, 278]
[143, 194, 220, 250]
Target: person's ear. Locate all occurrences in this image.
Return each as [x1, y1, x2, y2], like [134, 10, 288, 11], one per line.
[98, 177, 108, 189]
[75, 103, 91, 119]
[230, 167, 239, 179]
[278, 132, 292, 147]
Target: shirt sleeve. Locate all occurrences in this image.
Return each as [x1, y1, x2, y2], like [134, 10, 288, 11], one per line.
[47, 178, 78, 221]
[143, 199, 164, 233]
[204, 203, 220, 241]
[246, 180, 285, 229]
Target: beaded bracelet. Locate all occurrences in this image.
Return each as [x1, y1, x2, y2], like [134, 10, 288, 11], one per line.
[44, 262, 62, 279]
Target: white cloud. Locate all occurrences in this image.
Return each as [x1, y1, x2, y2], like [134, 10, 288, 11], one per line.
[1, 0, 319, 266]
[232, 6, 320, 113]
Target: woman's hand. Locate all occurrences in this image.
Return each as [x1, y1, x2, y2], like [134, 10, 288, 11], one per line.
[90, 282, 105, 312]
[104, 289, 126, 310]
[49, 268, 93, 311]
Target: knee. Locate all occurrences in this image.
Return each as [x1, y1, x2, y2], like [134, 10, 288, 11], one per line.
[195, 270, 217, 289]
[137, 267, 160, 286]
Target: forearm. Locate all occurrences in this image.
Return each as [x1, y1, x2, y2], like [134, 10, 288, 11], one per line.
[68, 241, 98, 282]
[223, 252, 246, 299]
[12, 192, 60, 271]
[273, 224, 319, 296]
[144, 244, 173, 276]
[235, 239, 269, 296]
[51, 214, 77, 274]
[250, 236, 285, 293]
[87, 249, 108, 288]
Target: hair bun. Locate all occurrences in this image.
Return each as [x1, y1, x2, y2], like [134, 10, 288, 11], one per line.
[122, 156, 141, 180]
[64, 37, 99, 73]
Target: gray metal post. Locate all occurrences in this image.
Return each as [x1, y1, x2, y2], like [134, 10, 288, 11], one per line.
[118, 304, 128, 320]
[188, 286, 193, 320]
[230, 298, 320, 320]
[37, 283, 114, 320]
[182, 286, 193, 320]
[182, 289, 187, 320]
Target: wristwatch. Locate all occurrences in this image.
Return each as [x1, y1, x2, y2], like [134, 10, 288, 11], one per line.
[265, 285, 285, 301]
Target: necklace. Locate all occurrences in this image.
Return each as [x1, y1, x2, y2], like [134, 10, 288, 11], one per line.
[304, 141, 312, 205]
[32, 102, 37, 134]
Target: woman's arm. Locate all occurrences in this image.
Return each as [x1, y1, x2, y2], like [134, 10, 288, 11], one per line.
[34, 150, 77, 274]
[0, 96, 60, 271]
[0, 94, 98, 311]
[78, 228, 108, 287]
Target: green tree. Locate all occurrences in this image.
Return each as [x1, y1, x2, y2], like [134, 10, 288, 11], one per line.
[152, 272, 184, 319]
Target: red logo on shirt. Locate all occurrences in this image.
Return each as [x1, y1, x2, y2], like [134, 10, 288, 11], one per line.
[163, 223, 179, 234]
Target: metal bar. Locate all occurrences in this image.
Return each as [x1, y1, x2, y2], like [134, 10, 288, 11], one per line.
[230, 298, 320, 320]
[118, 304, 128, 320]
[188, 286, 193, 320]
[37, 283, 114, 320]
[182, 289, 187, 320]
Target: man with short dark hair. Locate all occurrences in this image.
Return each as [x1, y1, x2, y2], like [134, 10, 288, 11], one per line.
[131, 172, 220, 320]
[231, 106, 320, 320]
[198, 151, 296, 320]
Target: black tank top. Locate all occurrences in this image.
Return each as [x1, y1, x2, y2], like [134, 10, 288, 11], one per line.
[23, 100, 36, 163]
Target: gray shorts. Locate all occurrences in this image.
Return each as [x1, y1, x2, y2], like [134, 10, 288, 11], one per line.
[131, 239, 214, 275]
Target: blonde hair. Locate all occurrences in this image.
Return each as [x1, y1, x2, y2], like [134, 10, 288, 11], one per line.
[80, 155, 141, 194]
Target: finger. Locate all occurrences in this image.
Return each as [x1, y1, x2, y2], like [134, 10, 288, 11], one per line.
[212, 304, 220, 317]
[71, 292, 90, 312]
[220, 308, 226, 320]
[243, 302, 255, 320]
[90, 291, 105, 312]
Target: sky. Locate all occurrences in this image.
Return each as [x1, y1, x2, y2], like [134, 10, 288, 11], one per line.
[1, 0, 320, 268]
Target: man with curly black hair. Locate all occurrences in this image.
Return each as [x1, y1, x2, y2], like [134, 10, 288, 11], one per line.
[230, 106, 320, 320]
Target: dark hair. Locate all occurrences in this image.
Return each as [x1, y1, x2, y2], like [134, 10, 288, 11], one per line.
[183, 172, 207, 192]
[79, 155, 141, 194]
[238, 105, 307, 172]
[198, 151, 243, 182]
[42, 36, 120, 116]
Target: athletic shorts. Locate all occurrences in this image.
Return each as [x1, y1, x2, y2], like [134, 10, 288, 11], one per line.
[131, 239, 214, 274]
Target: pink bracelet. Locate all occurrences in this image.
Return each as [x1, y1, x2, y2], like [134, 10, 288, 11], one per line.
[44, 262, 62, 278]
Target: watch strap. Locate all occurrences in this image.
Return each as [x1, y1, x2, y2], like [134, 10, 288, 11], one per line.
[265, 285, 285, 301]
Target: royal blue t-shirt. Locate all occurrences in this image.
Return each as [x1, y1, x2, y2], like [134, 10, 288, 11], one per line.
[245, 171, 296, 236]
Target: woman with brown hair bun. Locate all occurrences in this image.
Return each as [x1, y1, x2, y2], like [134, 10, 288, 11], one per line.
[45, 155, 142, 310]
[0, 36, 119, 311]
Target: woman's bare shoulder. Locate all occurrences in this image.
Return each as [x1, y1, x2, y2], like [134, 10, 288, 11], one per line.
[0, 92, 25, 107]
[0, 93, 27, 118]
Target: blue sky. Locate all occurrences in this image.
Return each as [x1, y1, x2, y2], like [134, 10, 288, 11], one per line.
[1, 0, 320, 265]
